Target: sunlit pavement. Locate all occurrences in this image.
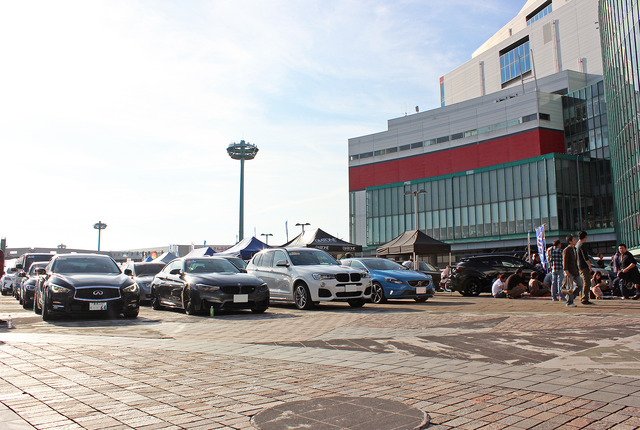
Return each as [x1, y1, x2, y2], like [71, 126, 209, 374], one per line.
[2, 293, 640, 429]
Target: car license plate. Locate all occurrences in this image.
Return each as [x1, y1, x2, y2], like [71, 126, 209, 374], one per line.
[416, 287, 427, 294]
[89, 302, 107, 311]
[234, 294, 249, 303]
[345, 285, 357, 292]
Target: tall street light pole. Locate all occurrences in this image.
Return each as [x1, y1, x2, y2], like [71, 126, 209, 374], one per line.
[227, 140, 259, 241]
[404, 190, 427, 270]
[93, 221, 107, 251]
[260, 233, 273, 245]
[295, 222, 310, 234]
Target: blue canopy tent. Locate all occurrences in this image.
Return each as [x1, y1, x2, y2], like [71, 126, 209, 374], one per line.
[152, 251, 178, 264]
[143, 256, 153, 262]
[184, 247, 216, 258]
[216, 236, 271, 260]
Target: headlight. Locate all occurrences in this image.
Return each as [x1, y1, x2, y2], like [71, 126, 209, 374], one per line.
[424, 275, 432, 281]
[312, 273, 335, 281]
[123, 283, 139, 293]
[50, 283, 71, 294]
[384, 277, 403, 284]
[196, 284, 220, 292]
[360, 272, 369, 278]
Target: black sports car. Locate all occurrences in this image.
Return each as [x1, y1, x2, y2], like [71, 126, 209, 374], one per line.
[35, 254, 140, 320]
[150, 257, 269, 314]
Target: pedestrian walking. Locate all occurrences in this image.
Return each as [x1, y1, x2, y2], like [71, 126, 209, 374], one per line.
[576, 231, 594, 305]
[561, 234, 583, 307]
[549, 239, 564, 301]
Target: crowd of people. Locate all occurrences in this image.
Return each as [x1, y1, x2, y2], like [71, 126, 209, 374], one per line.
[492, 231, 640, 307]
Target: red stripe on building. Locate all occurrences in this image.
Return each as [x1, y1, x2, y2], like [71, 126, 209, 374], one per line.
[349, 128, 565, 191]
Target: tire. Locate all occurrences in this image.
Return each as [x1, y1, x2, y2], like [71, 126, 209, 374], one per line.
[183, 289, 198, 315]
[123, 308, 139, 319]
[414, 297, 428, 303]
[462, 279, 482, 296]
[293, 284, 314, 310]
[371, 282, 387, 304]
[348, 298, 366, 308]
[251, 300, 269, 314]
[41, 293, 53, 321]
[34, 294, 42, 315]
[151, 292, 162, 310]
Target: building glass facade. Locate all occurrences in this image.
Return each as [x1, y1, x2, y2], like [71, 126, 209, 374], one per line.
[353, 153, 613, 249]
[600, 0, 640, 252]
[500, 40, 532, 84]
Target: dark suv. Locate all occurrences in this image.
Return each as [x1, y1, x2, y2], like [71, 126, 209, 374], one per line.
[450, 255, 544, 296]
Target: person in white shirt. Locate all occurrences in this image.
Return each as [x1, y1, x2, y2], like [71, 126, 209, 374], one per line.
[492, 273, 508, 298]
[402, 258, 413, 269]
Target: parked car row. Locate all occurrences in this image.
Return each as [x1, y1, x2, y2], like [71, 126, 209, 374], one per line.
[4, 248, 441, 320]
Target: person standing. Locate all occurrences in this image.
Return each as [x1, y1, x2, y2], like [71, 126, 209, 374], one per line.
[561, 234, 583, 307]
[402, 257, 413, 269]
[612, 249, 624, 296]
[576, 231, 594, 305]
[549, 240, 564, 301]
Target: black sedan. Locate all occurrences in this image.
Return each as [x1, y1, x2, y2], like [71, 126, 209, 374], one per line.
[150, 257, 269, 314]
[34, 254, 140, 320]
[20, 261, 48, 309]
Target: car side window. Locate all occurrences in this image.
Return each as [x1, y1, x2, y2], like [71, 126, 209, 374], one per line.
[271, 250, 287, 267]
[261, 251, 274, 268]
[252, 253, 263, 267]
[500, 258, 521, 268]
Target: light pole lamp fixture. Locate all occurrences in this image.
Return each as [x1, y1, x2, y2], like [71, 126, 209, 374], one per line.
[227, 140, 259, 241]
[295, 222, 310, 233]
[93, 221, 107, 251]
[260, 233, 273, 245]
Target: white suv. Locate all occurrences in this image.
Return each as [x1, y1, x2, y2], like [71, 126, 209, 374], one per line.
[246, 247, 371, 309]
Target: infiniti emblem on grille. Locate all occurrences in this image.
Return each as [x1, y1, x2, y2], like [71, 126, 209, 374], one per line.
[93, 290, 104, 296]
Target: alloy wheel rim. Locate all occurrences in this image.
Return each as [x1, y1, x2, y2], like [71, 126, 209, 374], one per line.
[295, 286, 306, 308]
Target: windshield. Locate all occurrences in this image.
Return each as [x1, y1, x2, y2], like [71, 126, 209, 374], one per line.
[288, 249, 339, 266]
[52, 256, 121, 274]
[225, 257, 247, 269]
[134, 263, 165, 277]
[184, 258, 240, 274]
[28, 262, 48, 276]
[361, 258, 404, 271]
[25, 254, 53, 271]
[418, 261, 439, 271]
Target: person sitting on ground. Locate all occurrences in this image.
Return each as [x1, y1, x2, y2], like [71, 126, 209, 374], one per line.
[591, 271, 608, 299]
[543, 271, 552, 289]
[529, 271, 551, 297]
[505, 269, 528, 298]
[492, 273, 508, 298]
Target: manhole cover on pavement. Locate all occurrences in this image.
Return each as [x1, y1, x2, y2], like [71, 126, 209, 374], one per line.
[252, 396, 429, 429]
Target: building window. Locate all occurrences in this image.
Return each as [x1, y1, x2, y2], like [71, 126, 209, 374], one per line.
[526, 1, 552, 26]
[500, 39, 531, 84]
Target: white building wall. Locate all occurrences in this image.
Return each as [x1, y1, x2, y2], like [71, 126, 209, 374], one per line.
[443, 0, 601, 106]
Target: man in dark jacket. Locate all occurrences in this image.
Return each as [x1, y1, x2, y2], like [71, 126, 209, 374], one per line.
[576, 231, 594, 305]
[561, 234, 583, 307]
[618, 244, 640, 299]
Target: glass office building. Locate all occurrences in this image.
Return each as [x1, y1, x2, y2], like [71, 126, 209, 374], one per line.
[600, 0, 640, 252]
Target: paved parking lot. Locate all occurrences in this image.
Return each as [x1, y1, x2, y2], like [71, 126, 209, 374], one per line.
[2, 294, 640, 429]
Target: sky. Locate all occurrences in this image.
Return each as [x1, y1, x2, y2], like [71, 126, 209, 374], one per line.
[0, 0, 523, 251]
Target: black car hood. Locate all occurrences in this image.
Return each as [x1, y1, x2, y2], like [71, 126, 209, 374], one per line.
[187, 272, 264, 286]
[52, 274, 133, 288]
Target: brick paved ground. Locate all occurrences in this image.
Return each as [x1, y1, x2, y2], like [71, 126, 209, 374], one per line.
[2, 294, 640, 429]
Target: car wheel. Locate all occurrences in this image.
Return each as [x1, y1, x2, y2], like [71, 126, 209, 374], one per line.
[33, 294, 42, 315]
[348, 298, 366, 308]
[183, 289, 198, 315]
[371, 282, 387, 304]
[22, 299, 31, 309]
[294, 284, 314, 310]
[41, 293, 53, 321]
[251, 299, 269, 314]
[151, 292, 163, 310]
[463, 279, 482, 296]
[414, 297, 428, 303]
[123, 308, 139, 318]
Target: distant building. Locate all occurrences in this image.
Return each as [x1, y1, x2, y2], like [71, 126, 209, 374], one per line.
[349, 0, 617, 260]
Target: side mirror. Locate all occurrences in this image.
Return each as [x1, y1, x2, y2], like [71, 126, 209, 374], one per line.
[276, 260, 290, 267]
[15, 264, 23, 270]
[170, 268, 182, 275]
[124, 269, 133, 276]
[18, 272, 27, 278]
[240, 269, 247, 273]
[36, 268, 46, 275]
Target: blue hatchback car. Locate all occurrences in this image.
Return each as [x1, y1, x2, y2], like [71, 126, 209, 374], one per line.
[340, 258, 435, 303]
